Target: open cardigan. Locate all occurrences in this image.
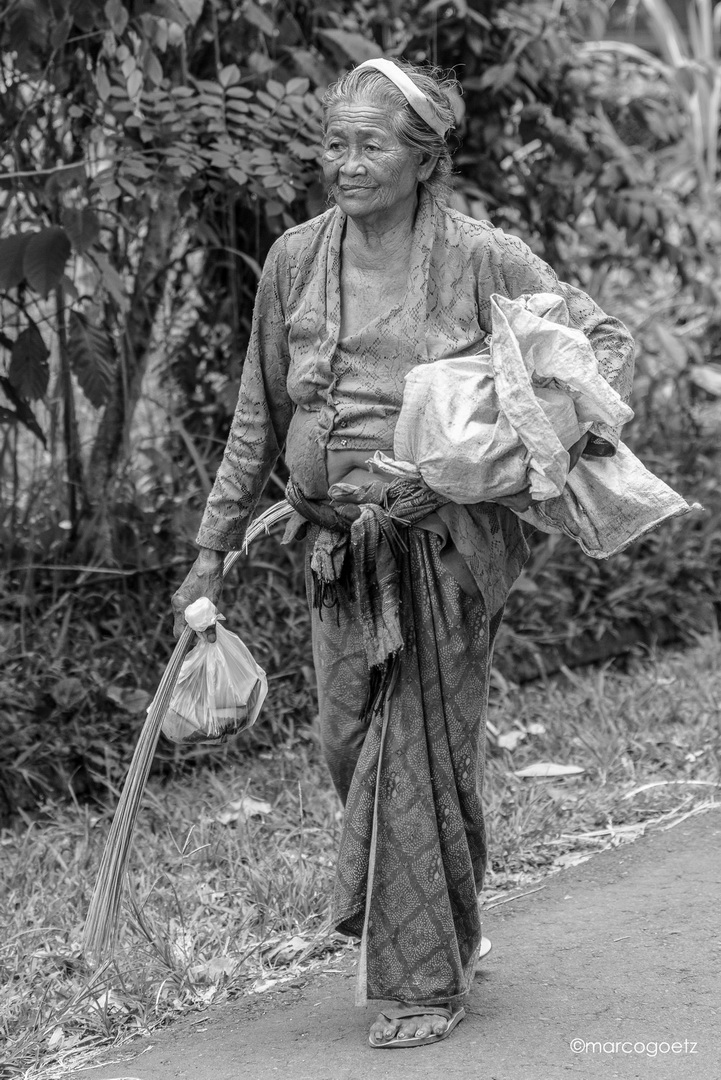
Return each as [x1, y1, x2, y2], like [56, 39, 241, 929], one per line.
[196, 189, 636, 584]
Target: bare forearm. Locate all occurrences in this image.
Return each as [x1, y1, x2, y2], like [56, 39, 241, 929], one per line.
[196, 546, 225, 567]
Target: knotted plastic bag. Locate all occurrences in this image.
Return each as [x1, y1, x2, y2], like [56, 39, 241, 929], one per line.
[160, 597, 268, 745]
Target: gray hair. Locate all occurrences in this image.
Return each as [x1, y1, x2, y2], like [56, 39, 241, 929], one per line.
[322, 59, 458, 204]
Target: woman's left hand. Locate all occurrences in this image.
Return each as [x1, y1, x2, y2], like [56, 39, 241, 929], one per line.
[496, 488, 533, 512]
[498, 432, 590, 513]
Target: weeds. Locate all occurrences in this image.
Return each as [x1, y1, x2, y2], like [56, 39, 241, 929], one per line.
[1, 635, 720, 1077]
[0, 525, 315, 823]
[484, 632, 721, 886]
[0, 738, 341, 1077]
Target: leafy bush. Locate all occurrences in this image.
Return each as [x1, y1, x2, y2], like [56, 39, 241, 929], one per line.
[2, 0, 721, 815]
[0, 514, 316, 824]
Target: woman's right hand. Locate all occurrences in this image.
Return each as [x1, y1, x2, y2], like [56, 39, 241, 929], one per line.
[171, 548, 225, 642]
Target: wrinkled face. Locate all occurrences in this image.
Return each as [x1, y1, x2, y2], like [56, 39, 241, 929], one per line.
[322, 99, 425, 224]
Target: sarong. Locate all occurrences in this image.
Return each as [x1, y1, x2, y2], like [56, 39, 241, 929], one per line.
[306, 525, 502, 1007]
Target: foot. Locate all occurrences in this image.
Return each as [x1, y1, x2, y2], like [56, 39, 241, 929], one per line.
[369, 1008, 450, 1044]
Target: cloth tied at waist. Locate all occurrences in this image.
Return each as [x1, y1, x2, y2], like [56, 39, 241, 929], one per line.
[284, 475, 445, 717]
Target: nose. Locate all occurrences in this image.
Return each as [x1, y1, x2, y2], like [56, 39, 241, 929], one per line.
[339, 146, 366, 174]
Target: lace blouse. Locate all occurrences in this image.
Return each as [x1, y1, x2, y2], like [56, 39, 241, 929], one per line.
[196, 189, 634, 553]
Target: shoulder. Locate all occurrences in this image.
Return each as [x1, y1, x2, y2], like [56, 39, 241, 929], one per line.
[437, 205, 541, 266]
[440, 204, 496, 240]
[261, 208, 338, 293]
[270, 208, 337, 261]
[430, 203, 559, 317]
[259, 208, 338, 302]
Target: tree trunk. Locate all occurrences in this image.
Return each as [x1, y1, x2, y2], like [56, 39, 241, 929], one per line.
[56, 283, 87, 536]
[87, 194, 181, 507]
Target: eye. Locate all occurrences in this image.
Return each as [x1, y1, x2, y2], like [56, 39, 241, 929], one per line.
[364, 143, 381, 153]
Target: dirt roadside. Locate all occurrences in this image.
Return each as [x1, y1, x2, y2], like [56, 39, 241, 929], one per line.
[68, 806, 721, 1080]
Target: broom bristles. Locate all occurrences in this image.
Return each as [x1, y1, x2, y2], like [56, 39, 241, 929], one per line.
[82, 500, 294, 961]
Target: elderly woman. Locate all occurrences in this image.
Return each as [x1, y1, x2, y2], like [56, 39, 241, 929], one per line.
[172, 59, 634, 1048]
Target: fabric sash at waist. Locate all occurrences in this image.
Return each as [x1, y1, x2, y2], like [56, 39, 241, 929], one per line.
[284, 475, 446, 719]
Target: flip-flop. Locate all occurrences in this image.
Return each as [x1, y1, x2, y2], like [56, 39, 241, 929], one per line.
[369, 1004, 465, 1049]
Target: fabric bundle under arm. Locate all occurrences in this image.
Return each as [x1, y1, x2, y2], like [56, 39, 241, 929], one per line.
[482, 228, 635, 453]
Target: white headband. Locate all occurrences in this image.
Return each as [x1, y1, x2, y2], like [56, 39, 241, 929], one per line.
[354, 58, 450, 139]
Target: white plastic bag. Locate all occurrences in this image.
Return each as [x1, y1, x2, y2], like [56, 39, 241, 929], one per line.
[160, 598, 268, 745]
[392, 292, 634, 504]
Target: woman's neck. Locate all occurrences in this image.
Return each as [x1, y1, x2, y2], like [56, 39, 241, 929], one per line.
[342, 200, 417, 270]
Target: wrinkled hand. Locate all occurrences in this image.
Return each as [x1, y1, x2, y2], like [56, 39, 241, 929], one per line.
[495, 433, 590, 515]
[496, 488, 533, 512]
[328, 479, 389, 522]
[171, 548, 225, 643]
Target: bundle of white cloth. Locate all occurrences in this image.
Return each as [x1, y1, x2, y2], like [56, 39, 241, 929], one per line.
[373, 292, 698, 558]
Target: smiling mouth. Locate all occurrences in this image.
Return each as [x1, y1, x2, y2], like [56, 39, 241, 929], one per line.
[338, 184, 374, 192]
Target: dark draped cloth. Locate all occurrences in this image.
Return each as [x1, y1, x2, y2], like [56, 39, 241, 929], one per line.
[287, 478, 502, 1006]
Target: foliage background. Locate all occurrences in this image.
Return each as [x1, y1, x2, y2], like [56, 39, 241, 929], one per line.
[1, 0, 721, 819]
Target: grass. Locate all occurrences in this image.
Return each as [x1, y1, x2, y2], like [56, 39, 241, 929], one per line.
[1, 634, 720, 1079]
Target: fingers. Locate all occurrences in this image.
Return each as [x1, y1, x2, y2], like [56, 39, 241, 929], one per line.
[171, 591, 188, 640]
[172, 617, 216, 644]
[498, 489, 532, 512]
[171, 554, 224, 640]
[173, 604, 218, 642]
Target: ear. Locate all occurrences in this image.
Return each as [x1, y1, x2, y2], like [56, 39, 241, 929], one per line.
[417, 150, 440, 183]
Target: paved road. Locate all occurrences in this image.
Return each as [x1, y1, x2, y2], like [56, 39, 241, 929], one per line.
[70, 807, 721, 1080]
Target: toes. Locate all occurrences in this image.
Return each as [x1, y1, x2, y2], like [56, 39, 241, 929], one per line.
[370, 1014, 398, 1043]
[396, 1018, 419, 1040]
[370, 1010, 452, 1044]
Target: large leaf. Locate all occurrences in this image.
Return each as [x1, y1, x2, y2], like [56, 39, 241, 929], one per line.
[241, 0, 276, 36]
[514, 762, 585, 778]
[68, 312, 116, 408]
[178, 0, 204, 25]
[96, 63, 111, 101]
[104, 0, 129, 35]
[61, 208, 101, 253]
[0, 376, 46, 446]
[0, 233, 32, 291]
[148, 0, 192, 26]
[317, 29, 380, 64]
[90, 251, 129, 312]
[218, 64, 241, 88]
[688, 364, 721, 397]
[8, 325, 50, 401]
[23, 227, 71, 298]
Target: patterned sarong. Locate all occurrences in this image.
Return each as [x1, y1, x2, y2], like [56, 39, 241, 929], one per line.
[305, 520, 502, 1007]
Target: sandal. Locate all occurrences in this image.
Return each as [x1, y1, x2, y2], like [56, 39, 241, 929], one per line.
[369, 1004, 465, 1049]
[368, 938, 490, 1048]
